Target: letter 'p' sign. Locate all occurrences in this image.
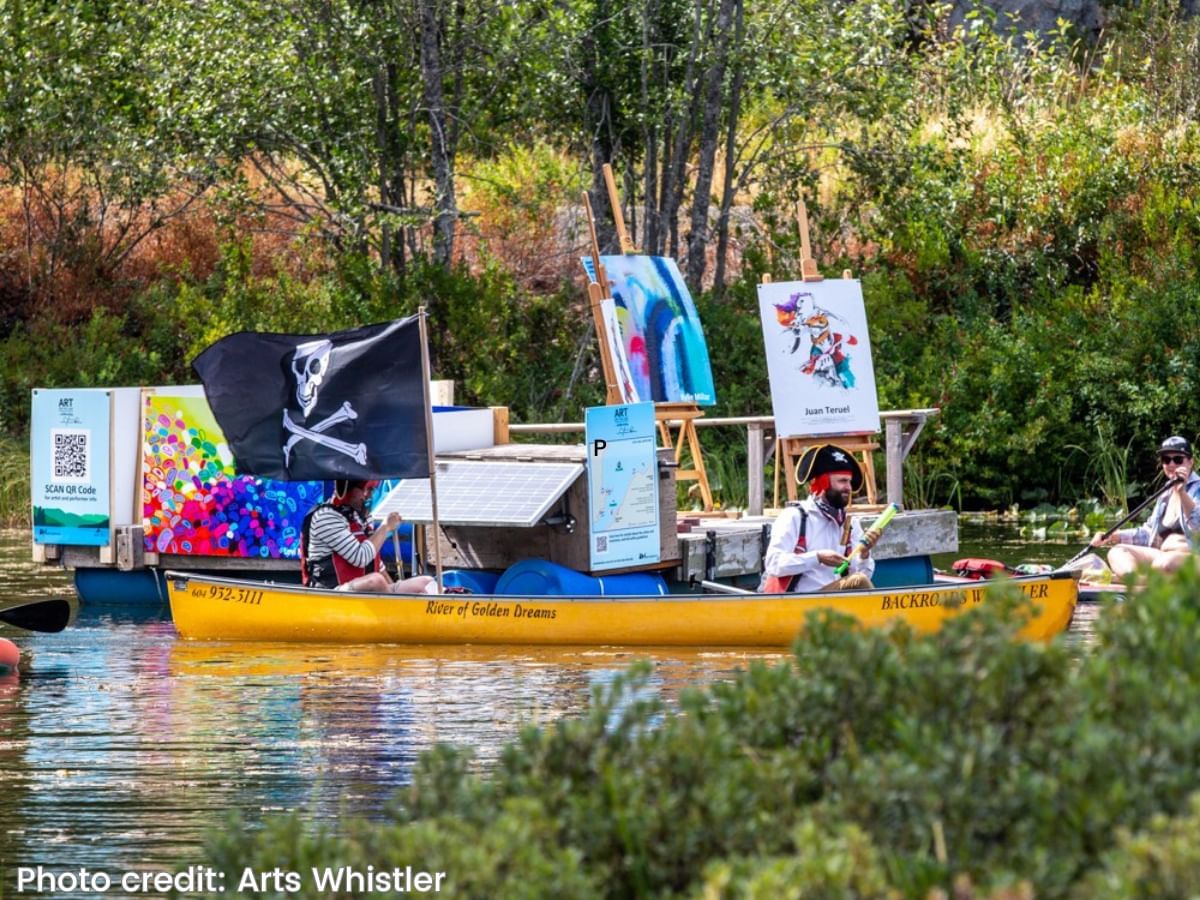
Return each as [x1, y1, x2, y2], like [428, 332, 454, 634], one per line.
[592, 439, 607, 456]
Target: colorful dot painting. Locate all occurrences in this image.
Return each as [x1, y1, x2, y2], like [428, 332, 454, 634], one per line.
[142, 396, 324, 558]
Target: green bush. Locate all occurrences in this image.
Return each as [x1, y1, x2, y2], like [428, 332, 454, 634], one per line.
[1076, 794, 1200, 899]
[201, 568, 1200, 897]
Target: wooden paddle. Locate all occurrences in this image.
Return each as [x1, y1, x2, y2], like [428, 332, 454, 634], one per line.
[1063, 476, 1177, 568]
[0, 597, 77, 633]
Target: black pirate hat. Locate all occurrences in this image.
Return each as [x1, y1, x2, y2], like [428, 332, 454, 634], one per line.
[796, 443, 864, 492]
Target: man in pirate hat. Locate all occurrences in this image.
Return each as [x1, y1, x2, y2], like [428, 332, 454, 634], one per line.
[301, 479, 438, 594]
[760, 443, 880, 593]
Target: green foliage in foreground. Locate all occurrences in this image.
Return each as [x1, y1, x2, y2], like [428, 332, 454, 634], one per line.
[204, 568, 1200, 898]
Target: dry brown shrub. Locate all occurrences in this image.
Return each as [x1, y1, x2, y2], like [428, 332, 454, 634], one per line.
[0, 162, 327, 326]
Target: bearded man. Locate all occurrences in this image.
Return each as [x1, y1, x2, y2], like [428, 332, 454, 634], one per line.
[760, 444, 879, 592]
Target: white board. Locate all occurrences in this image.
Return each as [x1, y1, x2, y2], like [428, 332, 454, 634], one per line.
[111, 387, 143, 526]
[758, 279, 880, 437]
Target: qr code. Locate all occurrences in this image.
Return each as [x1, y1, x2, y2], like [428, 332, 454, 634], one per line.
[52, 429, 90, 482]
[595, 535, 608, 553]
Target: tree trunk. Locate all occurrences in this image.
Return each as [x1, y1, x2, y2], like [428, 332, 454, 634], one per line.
[712, 0, 744, 295]
[686, 0, 736, 289]
[581, 4, 617, 254]
[623, 163, 638, 250]
[661, 0, 704, 260]
[640, 0, 660, 254]
[374, 62, 407, 282]
[419, 0, 457, 269]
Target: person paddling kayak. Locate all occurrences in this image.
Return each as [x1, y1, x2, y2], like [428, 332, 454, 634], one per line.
[301, 479, 438, 594]
[1090, 435, 1200, 577]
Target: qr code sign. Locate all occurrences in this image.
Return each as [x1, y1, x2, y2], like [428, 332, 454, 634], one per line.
[595, 535, 608, 553]
[52, 429, 90, 482]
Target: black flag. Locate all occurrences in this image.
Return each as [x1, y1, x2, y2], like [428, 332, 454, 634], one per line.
[192, 316, 430, 481]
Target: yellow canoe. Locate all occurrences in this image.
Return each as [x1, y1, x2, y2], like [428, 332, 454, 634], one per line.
[166, 570, 1078, 646]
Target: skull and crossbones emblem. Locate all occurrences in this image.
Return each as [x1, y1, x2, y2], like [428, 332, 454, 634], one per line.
[283, 341, 367, 465]
[292, 339, 332, 416]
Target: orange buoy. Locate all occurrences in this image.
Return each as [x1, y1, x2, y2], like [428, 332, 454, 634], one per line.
[0, 637, 18, 676]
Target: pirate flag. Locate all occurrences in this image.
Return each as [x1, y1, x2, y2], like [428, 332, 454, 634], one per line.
[192, 316, 430, 481]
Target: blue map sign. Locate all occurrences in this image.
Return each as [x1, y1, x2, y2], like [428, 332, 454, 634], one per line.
[31, 388, 112, 546]
[585, 402, 661, 571]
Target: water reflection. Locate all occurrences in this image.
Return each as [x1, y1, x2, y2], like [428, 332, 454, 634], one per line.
[938, 519, 1094, 568]
[0, 533, 789, 875]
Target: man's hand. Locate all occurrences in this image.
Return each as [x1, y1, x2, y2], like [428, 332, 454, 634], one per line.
[383, 511, 402, 533]
[1090, 531, 1114, 548]
[817, 550, 847, 568]
[860, 527, 882, 557]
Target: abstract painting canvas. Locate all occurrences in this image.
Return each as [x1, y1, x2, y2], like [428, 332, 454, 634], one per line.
[583, 255, 716, 406]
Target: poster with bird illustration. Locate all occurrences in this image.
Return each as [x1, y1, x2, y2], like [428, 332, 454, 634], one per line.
[758, 279, 880, 437]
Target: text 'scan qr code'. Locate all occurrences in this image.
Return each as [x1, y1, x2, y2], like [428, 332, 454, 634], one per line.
[595, 535, 608, 553]
[52, 429, 90, 482]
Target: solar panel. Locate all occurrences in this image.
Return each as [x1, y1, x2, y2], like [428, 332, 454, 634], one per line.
[373, 460, 584, 527]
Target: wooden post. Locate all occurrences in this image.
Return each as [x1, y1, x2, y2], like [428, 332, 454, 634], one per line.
[603, 163, 636, 254]
[773, 437, 782, 510]
[797, 198, 822, 282]
[747, 422, 764, 516]
[491, 406, 510, 445]
[582, 191, 622, 405]
[886, 419, 904, 507]
[417, 310, 443, 588]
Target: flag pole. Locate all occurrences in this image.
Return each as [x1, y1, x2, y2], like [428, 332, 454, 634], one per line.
[418, 308, 444, 590]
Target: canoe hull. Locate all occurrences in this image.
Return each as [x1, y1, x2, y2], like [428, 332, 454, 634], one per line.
[166, 571, 1078, 645]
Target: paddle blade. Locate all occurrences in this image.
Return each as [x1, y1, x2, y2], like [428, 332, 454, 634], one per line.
[0, 598, 77, 633]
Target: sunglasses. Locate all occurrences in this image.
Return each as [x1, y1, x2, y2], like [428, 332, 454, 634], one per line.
[1161, 455, 1190, 465]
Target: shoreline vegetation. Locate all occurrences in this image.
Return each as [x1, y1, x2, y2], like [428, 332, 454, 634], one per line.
[1, 1, 1199, 516]
[201, 570, 1200, 897]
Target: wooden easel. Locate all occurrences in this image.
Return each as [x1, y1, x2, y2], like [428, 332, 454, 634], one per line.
[774, 435, 880, 507]
[583, 163, 714, 510]
[655, 402, 713, 510]
[765, 199, 878, 508]
[582, 191, 623, 405]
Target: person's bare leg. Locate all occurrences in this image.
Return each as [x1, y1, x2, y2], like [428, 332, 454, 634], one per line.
[1153, 551, 1193, 573]
[1108, 545, 1161, 578]
[1161, 534, 1191, 553]
[339, 572, 392, 592]
[389, 575, 436, 594]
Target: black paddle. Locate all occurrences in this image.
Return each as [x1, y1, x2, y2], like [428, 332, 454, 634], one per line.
[1063, 475, 1178, 568]
[0, 597, 77, 633]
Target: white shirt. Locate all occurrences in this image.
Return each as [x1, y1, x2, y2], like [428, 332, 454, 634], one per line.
[762, 499, 875, 592]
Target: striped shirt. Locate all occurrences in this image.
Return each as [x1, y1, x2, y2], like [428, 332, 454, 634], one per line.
[306, 505, 377, 569]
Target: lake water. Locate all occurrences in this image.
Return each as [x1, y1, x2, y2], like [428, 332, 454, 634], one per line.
[0, 524, 1103, 891]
